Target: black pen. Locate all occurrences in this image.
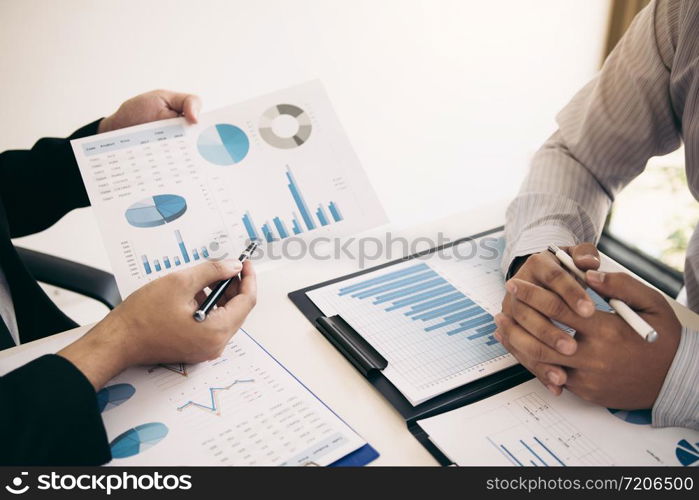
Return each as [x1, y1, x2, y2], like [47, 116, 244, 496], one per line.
[193, 241, 258, 322]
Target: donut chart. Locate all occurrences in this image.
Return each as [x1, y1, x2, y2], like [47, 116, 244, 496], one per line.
[259, 104, 312, 149]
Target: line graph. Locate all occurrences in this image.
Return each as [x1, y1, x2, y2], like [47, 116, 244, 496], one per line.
[176, 379, 255, 415]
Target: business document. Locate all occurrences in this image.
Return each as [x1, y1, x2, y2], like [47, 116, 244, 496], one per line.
[71, 81, 386, 296]
[0, 330, 368, 466]
[418, 379, 699, 466]
[307, 231, 517, 405]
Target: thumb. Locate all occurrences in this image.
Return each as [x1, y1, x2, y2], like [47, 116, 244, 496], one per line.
[178, 259, 242, 293]
[569, 243, 600, 271]
[585, 270, 663, 312]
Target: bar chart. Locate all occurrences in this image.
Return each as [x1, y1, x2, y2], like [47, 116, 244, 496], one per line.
[338, 262, 500, 345]
[241, 166, 344, 242]
[485, 393, 613, 466]
[307, 247, 516, 404]
[140, 229, 211, 275]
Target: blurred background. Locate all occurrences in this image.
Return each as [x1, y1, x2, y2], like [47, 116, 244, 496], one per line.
[1, 0, 690, 323]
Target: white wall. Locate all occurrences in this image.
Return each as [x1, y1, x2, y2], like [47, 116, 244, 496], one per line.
[0, 0, 609, 318]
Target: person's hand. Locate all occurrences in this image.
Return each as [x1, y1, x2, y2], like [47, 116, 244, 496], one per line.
[59, 259, 256, 389]
[500, 243, 602, 393]
[98, 90, 202, 133]
[496, 270, 681, 409]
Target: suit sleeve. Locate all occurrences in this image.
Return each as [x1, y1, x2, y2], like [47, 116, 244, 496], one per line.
[0, 354, 111, 465]
[0, 120, 101, 238]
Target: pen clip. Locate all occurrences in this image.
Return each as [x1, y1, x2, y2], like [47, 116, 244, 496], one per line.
[315, 315, 387, 377]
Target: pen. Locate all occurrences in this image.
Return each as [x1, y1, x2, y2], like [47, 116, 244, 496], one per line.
[193, 241, 259, 322]
[547, 244, 658, 343]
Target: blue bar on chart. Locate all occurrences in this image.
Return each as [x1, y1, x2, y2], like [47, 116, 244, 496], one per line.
[175, 230, 190, 263]
[163, 257, 171, 269]
[316, 205, 329, 226]
[287, 166, 315, 231]
[402, 292, 466, 314]
[240, 166, 345, 242]
[328, 201, 343, 222]
[192, 249, 200, 260]
[339, 263, 430, 295]
[442, 313, 494, 335]
[338, 261, 502, 353]
[174, 256, 181, 266]
[488, 436, 565, 467]
[154, 259, 162, 272]
[467, 323, 497, 340]
[292, 212, 303, 234]
[242, 211, 260, 241]
[201, 247, 209, 258]
[273, 217, 289, 239]
[141, 255, 152, 275]
[261, 223, 274, 243]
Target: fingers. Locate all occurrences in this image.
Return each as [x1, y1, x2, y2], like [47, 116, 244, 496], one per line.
[528, 252, 595, 317]
[494, 314, 568, 393]
[216, 277, 241, 307]
[568, 243, 600, 271]
[506, 290, 578, 355]
[209, 261, 257, 324]
[495, 313, 573, 367]
[177, 259, 242, 293]
[158, 90, 202, 124]
[181, 94, 202, 123]
[585, 270, 665, 312]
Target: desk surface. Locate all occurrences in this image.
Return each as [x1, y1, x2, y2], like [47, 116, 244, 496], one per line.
[3, 204, 699, 466]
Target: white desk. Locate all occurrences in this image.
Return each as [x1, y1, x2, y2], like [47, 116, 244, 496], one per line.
[3, 203, 699, 466]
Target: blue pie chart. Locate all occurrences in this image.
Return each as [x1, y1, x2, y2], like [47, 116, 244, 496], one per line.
[110, 422, 169, 459]
[676, 439, 699, 466]
[97, 383, 136, 413]
[197, 124, 249, 165]
[125, 194, 187, 228]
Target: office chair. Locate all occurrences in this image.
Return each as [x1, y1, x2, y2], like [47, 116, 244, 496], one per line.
[15, 247, 121, 310]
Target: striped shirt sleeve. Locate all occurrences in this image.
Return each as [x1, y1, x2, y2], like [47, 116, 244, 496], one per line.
[653, 327, 699, 429]
[502, 0, 681, 273]
[503, 0, 699, 429]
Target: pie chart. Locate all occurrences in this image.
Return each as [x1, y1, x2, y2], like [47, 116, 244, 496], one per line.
[259, 104, 312, 149]
[675, 439, 699, 466]
[97, 383, 136, 413]
[125, 194, 187, 228]
[110, 422, 169, 459]
[197, 124, 249, 165]
[607, 408, 652, 425]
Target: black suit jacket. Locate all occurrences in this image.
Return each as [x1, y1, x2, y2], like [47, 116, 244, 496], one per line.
[0, 120, 112, 465]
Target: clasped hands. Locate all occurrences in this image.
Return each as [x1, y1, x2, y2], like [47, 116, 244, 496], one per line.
[496, 243, 681, 410]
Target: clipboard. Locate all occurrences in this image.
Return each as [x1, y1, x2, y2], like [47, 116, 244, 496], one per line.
[288, 226, 533, 465]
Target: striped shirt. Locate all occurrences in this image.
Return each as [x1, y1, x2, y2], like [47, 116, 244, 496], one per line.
[503, 0, 698, 429]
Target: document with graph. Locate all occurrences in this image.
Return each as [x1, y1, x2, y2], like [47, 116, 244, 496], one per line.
[306, 231, 517, 405]
[417, 379, 699, 466]
[71, 81, 386, 296]
[0, 330, 372, 466]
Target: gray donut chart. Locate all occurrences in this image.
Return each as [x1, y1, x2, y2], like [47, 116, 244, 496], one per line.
[259, 104, 312, 149]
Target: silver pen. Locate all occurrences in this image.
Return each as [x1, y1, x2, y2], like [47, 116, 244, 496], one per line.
[547, 244, 658, 343]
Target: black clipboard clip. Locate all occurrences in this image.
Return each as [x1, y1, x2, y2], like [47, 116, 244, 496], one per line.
[315, 315, 388, 377]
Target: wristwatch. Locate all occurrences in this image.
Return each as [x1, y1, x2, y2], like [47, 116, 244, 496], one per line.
[506, 254, 531, 280]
